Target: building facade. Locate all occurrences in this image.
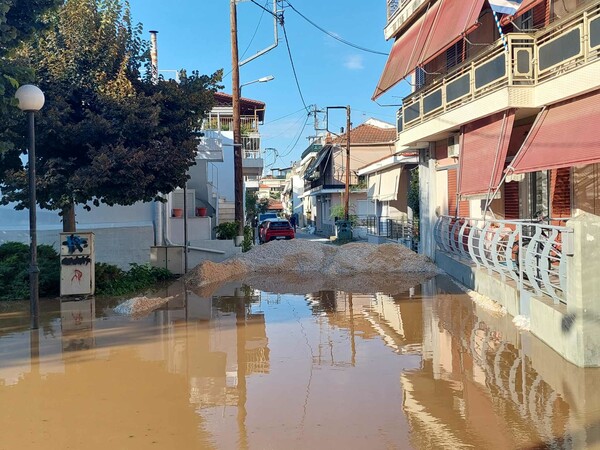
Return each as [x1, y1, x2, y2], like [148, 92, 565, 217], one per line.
[376, 0, 600, 366]
[302, 119, 397, 237]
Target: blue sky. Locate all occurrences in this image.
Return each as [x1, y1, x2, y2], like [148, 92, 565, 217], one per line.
[128, 0, 411, 169]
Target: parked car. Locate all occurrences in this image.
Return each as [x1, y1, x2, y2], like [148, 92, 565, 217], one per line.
[258, 212, 279, 224]
[259, 219, 295, 243]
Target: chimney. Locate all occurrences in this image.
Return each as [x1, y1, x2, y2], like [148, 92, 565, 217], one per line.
[149, 30, 158, 84]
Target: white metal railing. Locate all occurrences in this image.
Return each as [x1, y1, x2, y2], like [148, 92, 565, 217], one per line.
[202, 115, 260, 133]
[399, 2, 600, 132]
[244, 149, 261, 159]
[434, 215, 572, 305]
[387, 0, 400, 22]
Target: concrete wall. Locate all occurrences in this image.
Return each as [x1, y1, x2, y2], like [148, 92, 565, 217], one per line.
[0, 201, 155, 269]
[529, 213, 600, 367]
[419, 145, 437, 259]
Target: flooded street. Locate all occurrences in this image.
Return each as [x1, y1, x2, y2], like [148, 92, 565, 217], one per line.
[1, 275, 599, 450]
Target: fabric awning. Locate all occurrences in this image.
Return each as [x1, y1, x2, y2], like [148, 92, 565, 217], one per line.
[500, 0, 545, 25]
[372, 3, 439, 100]
[373, 0, 485, 99]
[368, 173, 381, 200]
[304, 145, 332, 180]
[419, 0, 486, 66]
[378, 167, 403, 202]
[458, 109, 515, 197]
[508, 90, 600, 174]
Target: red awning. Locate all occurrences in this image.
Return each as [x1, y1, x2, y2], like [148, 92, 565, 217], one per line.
[458, 110, 515, 197]
[419, 0, 486, 66]
[373, 0, 485, 100]
[372, 2, 440, 100]
[500, 0, 545, 25]
[508, 90, 600, 174]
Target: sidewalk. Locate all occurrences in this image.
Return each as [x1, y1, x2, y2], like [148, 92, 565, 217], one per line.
[294, 230, 330, 243]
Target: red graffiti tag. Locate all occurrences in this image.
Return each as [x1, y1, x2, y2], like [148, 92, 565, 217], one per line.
[71, 269, 83, 284]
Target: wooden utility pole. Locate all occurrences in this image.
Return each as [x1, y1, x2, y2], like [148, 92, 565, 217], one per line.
[231, 0, 244, 237]
[344, 105, 351, 221]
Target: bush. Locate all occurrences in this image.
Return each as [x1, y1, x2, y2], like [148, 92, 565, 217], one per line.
[329, 204, 358, 226]
[0, 242, 60, 301]
[214, 221, 240, 240]
[0, 241, 174, 300]
[242, 225, 253, 252]
[95, 263, 173, 296]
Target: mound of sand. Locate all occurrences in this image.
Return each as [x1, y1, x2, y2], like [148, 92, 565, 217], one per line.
[185, 240, 439, 289]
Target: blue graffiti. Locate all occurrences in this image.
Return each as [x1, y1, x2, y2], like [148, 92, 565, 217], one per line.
[62, 234, 88, 254]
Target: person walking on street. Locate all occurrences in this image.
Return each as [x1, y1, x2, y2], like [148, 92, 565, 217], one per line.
[290, 214, 297, 232]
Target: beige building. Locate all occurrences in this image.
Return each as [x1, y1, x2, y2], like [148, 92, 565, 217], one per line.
[302, 119, 397, 236]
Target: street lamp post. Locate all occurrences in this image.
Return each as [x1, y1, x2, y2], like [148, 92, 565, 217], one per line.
[240, 75, 275, 94]
[15, 84, 45, 330]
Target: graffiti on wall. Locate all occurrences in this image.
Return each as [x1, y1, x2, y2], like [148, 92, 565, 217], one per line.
[60, 232, 93, 296]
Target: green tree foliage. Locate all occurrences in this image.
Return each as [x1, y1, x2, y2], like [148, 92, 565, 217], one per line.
[0, 242, 60, 300]
[257, 197, 269, 214]
[245, 191, 269, 220]
[245, 191, 258, 220]
[0, 0, 222, 230]
[0, 0, 61, 153]
[407, 167, 420, 218]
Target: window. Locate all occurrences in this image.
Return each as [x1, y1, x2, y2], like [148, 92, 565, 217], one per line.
[519, 10, 533, 30]
[446, 40, 464, 71]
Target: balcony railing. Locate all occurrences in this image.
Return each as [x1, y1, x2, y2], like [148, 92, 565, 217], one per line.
[387, 0, 400, 22]
[244, 150, 261, 159]
[398, 2, 600, 133]
[202, 116, 260, 133]
[434, 215, 572, 305]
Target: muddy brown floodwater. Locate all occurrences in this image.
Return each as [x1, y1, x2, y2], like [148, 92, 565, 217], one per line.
[0, 274, 599, 450]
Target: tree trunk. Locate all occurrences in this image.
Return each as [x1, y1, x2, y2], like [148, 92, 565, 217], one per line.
[62, 202, 76, 232]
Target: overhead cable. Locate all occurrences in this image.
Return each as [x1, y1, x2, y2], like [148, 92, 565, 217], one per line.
[281, 19, 310, 112]
[284, 0, 388, 56]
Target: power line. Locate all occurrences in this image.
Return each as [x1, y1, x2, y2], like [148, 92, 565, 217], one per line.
[284, 0, 388, 56]
[279, 113, 310, 159]
[281, 19, 309, 112]
[262, 113, 307, 140]
[250, 0, 279, 20]
[223, 0, 270, 79]
[241, 0, 269, 60]
[263, 107, 307, 125]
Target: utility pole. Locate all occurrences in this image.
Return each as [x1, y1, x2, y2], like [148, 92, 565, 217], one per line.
[344, 106, 351, 221]
[231, 0, 244, 238]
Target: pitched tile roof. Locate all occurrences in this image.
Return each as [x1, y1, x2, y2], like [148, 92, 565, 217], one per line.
[213, 92, 266, 121]
[332, 123, 396, 145]
[267, 200, 283, 210]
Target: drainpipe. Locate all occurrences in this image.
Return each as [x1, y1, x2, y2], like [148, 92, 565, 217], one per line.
[150, 30, 164, 245]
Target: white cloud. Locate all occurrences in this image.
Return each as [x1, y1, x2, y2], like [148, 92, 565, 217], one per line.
[344, 55, 364, 70]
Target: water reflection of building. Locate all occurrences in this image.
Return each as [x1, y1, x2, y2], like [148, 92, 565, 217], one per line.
[306, 289, 424, 358]
[403, 276, 600, 449]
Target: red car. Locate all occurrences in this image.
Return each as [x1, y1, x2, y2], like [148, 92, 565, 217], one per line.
[259, 219, 295, 243]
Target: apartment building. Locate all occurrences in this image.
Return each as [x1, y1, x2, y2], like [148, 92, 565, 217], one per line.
[376, 0, 600, 366]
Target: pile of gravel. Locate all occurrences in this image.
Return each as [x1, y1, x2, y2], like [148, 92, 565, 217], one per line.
[186, 240, 439, 289]
[114, 296, 173, 319]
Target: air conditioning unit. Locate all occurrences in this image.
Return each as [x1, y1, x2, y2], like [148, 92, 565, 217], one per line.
[447, 134, 460, 158]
